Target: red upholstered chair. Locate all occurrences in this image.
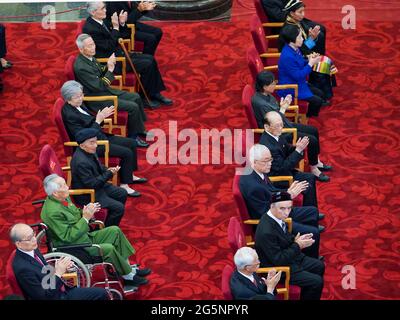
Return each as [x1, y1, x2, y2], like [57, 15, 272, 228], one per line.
[246, 47, 308, 124]
[242, 84, 259, 129]
[64, 55, 128, 137]
[253, 0, 284, 35]
[227, 217, 246, 254]
[221, 264, 234, 300]
[52, 98, 120, 186]
[6, 250, 24, 298]
[39, 144, 108, 222]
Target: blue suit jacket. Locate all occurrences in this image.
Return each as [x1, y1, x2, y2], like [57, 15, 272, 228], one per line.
[12, 249, 65, 300]
[239, 169, 283, 220]
[278, 44, 313, 99]
[230, 270, 275, 300]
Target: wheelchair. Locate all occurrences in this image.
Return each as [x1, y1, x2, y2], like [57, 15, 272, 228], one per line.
[32, 221, 138, 300]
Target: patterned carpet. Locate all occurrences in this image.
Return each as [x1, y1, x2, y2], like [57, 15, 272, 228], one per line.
[0, 0, 399, 299]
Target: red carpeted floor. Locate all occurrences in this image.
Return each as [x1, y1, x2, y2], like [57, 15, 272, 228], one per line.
[0, 0, 399, 299]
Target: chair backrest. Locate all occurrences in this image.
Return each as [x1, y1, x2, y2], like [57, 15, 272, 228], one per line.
[39, 144, 65, 179]
[65, 55, 77, 81]
[52, 98, 74, 158]
[242, 85, 258, 129]
[6, 250, 25, 298]
[250, 15, 268, 56]
[227, 217, 246, 255]
[232, 173, 255, 241]
[246, 46, 264, 85]
[221, 264, 234, 300]
[75, 19, 86, 39]
[253, 0, 268, 23]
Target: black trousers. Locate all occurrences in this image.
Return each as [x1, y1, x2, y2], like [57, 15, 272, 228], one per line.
[96, 135, 138, 185]
[290, 255, 325, 300]
[136, 21, 163, 56]
[62, 287, 109, 300]
[0, 24, 6, 58]
[292, 171, 318, 208]
[96, 183, 127, 227]
[290, 206, 320, 258]
[115, 52, 166, 97]
[291, 122, 320, 166]
[85, 91, 147, 136]
[304, 83, 325, 117]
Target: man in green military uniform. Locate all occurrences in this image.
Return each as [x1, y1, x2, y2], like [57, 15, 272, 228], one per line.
[40, 173, 151, 286]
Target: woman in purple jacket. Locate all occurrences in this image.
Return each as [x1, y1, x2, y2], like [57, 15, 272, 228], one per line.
[277, 24, 328, 117]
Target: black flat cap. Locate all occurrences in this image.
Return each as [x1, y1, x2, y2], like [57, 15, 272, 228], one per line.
[75, 128, 99, 144]
[271, 191, 292, 203]
[284, 0, 305, 12]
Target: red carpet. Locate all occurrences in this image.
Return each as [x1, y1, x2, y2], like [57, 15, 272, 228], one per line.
[0, 1, 399, 299]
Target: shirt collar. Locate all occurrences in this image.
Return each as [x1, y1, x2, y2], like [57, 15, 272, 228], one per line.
[266, 130, 279, 142]
[18, 248, 35, 258]
[266, 209, 284, 227]
[92, 17, 104, 25]
[238, 270, 255, 283]
[253, 169, 264, 181]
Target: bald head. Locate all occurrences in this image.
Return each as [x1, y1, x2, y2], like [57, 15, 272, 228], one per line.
[10, 223, 38, 251]
[264, 111, 284, 136]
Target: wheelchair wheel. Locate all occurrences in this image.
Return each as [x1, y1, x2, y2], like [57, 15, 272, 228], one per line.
[44, 252, 91, 288]
[36, 229, 49, 253]
[108, 288, 123, 300]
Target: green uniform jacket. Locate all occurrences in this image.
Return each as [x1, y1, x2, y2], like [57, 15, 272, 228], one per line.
[40, 196, 90, 248]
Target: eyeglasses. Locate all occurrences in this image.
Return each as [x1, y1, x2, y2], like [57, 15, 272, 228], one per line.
[256, 158, 273, 164]
[245, 261, 260, 268]
[19, 232, 36, 242]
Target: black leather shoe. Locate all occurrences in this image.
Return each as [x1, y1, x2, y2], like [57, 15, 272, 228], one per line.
[152, 93, 173, 106]
[144, 99, 161, 109]
[124, 275, 148, 286]
[318, 213, 325, 221]
[319, 256, 325, 261]
[135, 268, 152, 277]
[127, 190, 141, 197]
[318, 225, 325, 233]
[136, 137, 149, 148]
[131, 177, 148, 184]
[316, 172, 330, 182]
[138, 131, 155, 139]
[317, 164, 333, 171]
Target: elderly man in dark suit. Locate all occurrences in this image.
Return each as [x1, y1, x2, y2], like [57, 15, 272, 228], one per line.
[230, 246, 281, 300]
[106, 1, 162, 56]
[61, 80, 145, 196]
[255, 192, 325, 300]
[74, 33, 149, 147]
[84, 1, 172, 108]
[239, 143, 323, 258]
[10, 223, 109, 300]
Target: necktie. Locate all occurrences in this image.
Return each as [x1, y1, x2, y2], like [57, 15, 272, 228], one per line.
[281, 221, 287, 233]
[101, 23, 111, 34]
[34, 253, 44, 266]
[252, 278, 258, 287]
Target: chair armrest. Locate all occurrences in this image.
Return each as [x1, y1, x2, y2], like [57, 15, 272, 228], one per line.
[127, 24, 136, 51]
[89, 220, 105, 230]
[97, 57, 127, 85]
[275, 84, 299, 104]
[83, 95, 119, 124]
[282, 128, 297, 144]
[55, 242, 93, 250]
[68, 189, 95, 203]
[112, 75, 123, 90]
[264, 65, 278, 71]
[32, 199, 45, 206]
[262, 22, 284, 28]
[285, 105, 299, 123]
[268, 176, 294, 186]
[256, 266, 291, 300]
[260, 52, 280, 58]
[244, 219, 260, 225]
[284, 217, 292, 233]
[64, 140, 109, 167]
[266, 34, 279, 40]
[103, 118, 113, 134]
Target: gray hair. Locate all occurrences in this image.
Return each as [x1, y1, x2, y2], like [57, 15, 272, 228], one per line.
[61, 80, 83, 101]
[9, 223, 28, 243]
[43, 174, 62, 196]
[76, 33, 92, 50]
[87, 1, 102, 15]
[248, 144, 269, 165]
[234, 247, 258, 270]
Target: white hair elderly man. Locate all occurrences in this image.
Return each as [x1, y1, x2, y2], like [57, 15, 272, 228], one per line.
[82, 1, 172, 108]
[40, 173, 151, 287]
[239, 143, 322, 259]
[230, 246, 281, 300]
[73, 33, 149, 147]
[10, 223, 109, 300]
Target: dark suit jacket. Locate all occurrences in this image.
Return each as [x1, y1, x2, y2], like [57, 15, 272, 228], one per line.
[12, 249, 65, 300]
[259, 132, 303, 176]
[71, 147, 113, 204]
[239, 169, 283, 219]
[261, 0, 289, 22]
[73, 53, 123, 97]
[255, 213, 305, 273]
[230, 270, 275, 300]
[82, 16, 128, 59]
[251, 92, 293, 129]
[106, 1, 146, 26]
[61, 102, 110, 142]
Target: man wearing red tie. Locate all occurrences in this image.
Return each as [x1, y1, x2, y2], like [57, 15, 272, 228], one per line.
[10, 223, 109, 300]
